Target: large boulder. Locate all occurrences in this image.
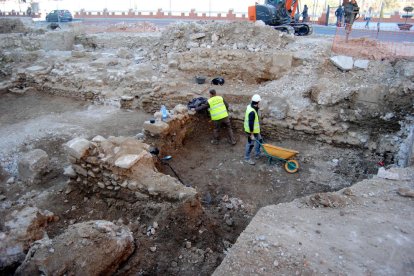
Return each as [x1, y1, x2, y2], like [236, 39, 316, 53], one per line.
[64, 137, 91, 159]
[0, 207, 56, 271]
[310, 77, 353, 106]
[18, 149, 49, 183]
[15, 220, 135, 276]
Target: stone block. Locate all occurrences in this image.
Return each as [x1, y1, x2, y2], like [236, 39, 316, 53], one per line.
[186, 41, 199, 49]
[92, 135, 106, 143]
[354, 59, 369, 70]
[190, 33, 206, 40]
[311, 77, 352, 105]
[72, 164, 88, 177]
[154, 111, 162, 121]
[173, 104, 188, 114]
[353, 85, 385, 106]
[26, 65, 45, 72]
[117, 47, 133, 59]
[270, 53, 292, 76]
[90, 57, 119, 69]
[401, 61, 414, 79]
[71, 50, 86, 58]
[330, 55, 353, 71]
[65, 138, 91, 159]
[73, 44, 84, 51]
[115, 154, 140, 169]
[63, 166, 77, 178]
[168, 60, 178, 68]
[1, 207, 55, 270]
[18, 149, 49, 182]
[143, 120, 169, 135]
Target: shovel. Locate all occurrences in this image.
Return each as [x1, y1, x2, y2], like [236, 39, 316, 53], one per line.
[150, 148, 190, 187]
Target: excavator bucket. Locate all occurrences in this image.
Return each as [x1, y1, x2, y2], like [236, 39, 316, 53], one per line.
[248, 5, 256, 21]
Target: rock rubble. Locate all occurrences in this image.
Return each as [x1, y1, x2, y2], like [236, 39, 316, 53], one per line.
[15, 220, 134, 276]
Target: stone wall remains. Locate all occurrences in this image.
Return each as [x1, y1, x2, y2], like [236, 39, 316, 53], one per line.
[64, 134, 197, 202]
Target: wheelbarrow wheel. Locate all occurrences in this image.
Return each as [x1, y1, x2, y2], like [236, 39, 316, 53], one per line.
[284, 160, 299, 173]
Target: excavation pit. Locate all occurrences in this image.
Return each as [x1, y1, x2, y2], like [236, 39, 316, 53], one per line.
[0, 90, 397, 275]
[1, 18, 413, 275]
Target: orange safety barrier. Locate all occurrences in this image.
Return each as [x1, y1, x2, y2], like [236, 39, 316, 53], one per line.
[332, 27, 414, 59]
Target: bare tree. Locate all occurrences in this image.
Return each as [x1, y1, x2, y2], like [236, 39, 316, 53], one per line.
[382, 0, 401, 12]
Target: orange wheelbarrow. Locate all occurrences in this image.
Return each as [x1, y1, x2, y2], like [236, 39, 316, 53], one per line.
[256, 141, 300, 173]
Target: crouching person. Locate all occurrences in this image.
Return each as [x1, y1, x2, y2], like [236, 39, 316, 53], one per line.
[195, 89, 236, 145]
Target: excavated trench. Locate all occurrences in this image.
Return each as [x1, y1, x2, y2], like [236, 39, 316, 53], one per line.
[157, 114, 387, 208]
[1, 88, 401, 275]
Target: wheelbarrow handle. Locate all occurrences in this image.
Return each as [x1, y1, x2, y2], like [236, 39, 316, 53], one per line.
[254, 139, 264, 146]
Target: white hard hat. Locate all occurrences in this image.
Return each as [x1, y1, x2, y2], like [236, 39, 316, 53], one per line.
[252, 94, 261, 102]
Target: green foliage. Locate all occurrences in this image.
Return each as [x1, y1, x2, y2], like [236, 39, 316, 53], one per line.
[402, 6, 413, 24]
[403, 6, 413, 13]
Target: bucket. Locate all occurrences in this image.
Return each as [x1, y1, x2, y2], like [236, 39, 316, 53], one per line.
[195, 76, 206, 84]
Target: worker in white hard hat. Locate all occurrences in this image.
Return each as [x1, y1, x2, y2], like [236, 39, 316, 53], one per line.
[243, 94, 263, 165]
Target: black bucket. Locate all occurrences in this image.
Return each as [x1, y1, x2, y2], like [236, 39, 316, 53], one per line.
[195, 76, 206, 84]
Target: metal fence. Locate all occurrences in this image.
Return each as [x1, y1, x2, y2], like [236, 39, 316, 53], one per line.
[332, 27, 414, 59]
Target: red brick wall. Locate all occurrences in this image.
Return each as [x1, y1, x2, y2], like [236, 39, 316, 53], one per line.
[72, 9, 247, 21]
[0, 9, 410, 24]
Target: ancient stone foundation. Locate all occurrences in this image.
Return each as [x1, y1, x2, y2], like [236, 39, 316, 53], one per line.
[64, 132, 197, 202]
[63, 103, 200, 202]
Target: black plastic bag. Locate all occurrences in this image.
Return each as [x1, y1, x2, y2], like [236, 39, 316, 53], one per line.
[187, 97, 208, 109]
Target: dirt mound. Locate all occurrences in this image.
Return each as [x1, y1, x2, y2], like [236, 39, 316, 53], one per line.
[0, 18, 29, 33]
[85, 21, 160, 33]
[156, 21, 292, 55]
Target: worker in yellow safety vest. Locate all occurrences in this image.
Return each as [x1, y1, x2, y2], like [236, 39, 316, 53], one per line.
[244, 94, 263, 165]
[194, 89, 236, 145]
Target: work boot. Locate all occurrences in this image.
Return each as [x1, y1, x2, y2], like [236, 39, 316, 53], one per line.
[255, 153, 264, 160]
[211, 139, 219, 145]
[244, 159, 255, 165]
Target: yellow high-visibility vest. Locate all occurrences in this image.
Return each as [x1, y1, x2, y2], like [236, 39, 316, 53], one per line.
[208, 96, 228, 121]
[244, 105, 260, 133]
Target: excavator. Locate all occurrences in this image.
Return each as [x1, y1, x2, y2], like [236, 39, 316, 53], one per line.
[248, 0, 313, 36]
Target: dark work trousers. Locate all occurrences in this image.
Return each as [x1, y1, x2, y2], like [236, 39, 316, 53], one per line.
[244, 133, 263, 160]
[212, 117, 236, 144]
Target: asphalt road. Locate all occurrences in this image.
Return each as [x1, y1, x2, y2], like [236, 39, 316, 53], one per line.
[38, 18, 413, 43]
[313, 25, 414, 42]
